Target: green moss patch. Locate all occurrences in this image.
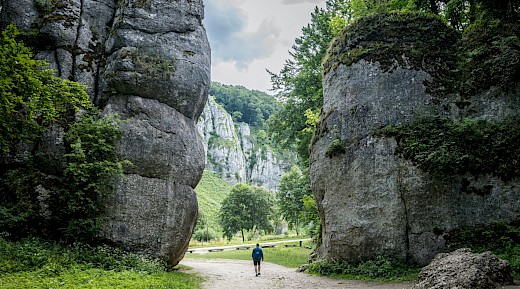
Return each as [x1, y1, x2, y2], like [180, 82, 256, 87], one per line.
[324, 12, 459, 96]
[377, 117, 520, 181]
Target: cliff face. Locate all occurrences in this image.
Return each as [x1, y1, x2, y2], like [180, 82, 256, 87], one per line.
[1, 0, 210, 265]
[197, 96, 287, 192]
[311, 13, 520, 265]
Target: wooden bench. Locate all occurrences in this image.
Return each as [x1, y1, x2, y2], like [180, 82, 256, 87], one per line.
[208, 249, 224, 252]
[284, 244, 297, 247]
[261, 244, 276, 248]
[236, 246, 250, 250]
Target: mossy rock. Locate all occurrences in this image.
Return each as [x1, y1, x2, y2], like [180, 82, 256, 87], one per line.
[324, 12, 460, 96]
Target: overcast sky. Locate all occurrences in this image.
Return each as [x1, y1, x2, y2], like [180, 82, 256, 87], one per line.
[203, 0, 327, 94]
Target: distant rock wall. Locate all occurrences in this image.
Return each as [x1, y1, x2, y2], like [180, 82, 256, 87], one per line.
[197, 96, 287, 191]
[1, 0, 210, 265]
[311, 13, 520, 265]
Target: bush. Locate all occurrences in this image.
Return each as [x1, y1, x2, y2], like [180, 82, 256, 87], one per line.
[193, 228, 217, 242]
[444, 222, 520, 279]
[0, 238, 203, 288]
[307, 256, 420, 281]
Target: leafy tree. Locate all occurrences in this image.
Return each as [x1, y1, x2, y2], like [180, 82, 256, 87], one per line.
[267, 0, 351, 166]
[0, 24, 91, 154]
[0, 24, 129, 242]
[276, 166, 312, 235]
[219, 183, 274, 241]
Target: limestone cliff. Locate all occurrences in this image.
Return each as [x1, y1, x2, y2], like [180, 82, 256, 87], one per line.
[311, 13, 520, 265]
[197, 96, 287, 192]
[1, 0, 210, 265]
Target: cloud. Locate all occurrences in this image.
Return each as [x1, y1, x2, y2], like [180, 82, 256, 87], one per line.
[281, 0, 323, 4]
[204, 0, 281, 70]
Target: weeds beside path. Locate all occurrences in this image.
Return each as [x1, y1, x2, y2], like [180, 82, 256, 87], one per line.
[181, 258, 413, 289]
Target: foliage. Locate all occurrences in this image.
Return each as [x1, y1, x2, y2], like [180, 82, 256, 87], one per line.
[219, 183, 274, 241]
[186, 243, 315, 268]
[307, 256, 420, 281]
[277, 166, 314, 235]
[193, 228, 217, 243]
[301, 194, 320, 239]
[59, 109, 131, 242]
[0, 24, 91, 154]
[194, 170, 233, 232]
[458, 20, 520, 97]
[377, 117, 520, 181]
[443, 222, 520, 279]
[0, 109, 129, 242]
[267, 0, 350, 166]
[210, 82, 281, 128]
[0, 238, 203, 289]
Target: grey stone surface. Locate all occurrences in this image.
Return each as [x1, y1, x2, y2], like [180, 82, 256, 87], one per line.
[1, 0, 210, 265]
[413, 248, 513, 289]
[311, 20, 520, 265]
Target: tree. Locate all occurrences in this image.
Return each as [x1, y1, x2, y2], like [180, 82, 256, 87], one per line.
[276, 166, 312, 235]
[219, 183, 274, 241]
[0, 24, 91, 154]
[267, 0, 351, 166]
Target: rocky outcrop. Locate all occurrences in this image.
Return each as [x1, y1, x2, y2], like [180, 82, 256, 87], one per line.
[310, 13, 520, 265]
[413, 248, 513, 289]
[1, 0, 210, 265]
[197, 96, 287, 191]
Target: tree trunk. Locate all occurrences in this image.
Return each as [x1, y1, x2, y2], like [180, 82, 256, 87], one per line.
[241, 229, 245, 242]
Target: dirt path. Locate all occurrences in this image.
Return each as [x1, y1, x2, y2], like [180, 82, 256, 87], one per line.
[181, 258, 413, 289]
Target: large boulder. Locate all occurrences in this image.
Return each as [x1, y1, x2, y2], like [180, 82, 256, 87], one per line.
[310, 12, 520, 265]
[413, 248, 513, 289]
[1, 0, 210, 265]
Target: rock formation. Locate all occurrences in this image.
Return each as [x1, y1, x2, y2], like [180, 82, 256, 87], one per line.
[310, 13, 520, 265]
[413, 248, 513, 289]
[1, 0, 210, 265]
[197, 96, 287, 191]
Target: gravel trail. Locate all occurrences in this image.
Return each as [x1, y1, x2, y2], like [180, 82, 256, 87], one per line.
[181, 258, 414, 289]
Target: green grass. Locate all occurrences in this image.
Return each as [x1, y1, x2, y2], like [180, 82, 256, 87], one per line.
[186, 243, 314, 268]
[0, 238, 204, 289]
[189, 234, 311, 248]
[194, 170, 233, 229]
[0, 268, 202, 289]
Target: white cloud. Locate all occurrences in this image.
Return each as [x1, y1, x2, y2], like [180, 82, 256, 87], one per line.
[204, 0, 327, 93]
[204, 0, 281, 70]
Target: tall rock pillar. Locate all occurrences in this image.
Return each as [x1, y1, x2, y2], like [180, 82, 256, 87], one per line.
[1, 0, 210, 265]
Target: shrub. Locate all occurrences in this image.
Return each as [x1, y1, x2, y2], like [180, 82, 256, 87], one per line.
[307, 256, 420, 281]
[193, 228, 217, 242]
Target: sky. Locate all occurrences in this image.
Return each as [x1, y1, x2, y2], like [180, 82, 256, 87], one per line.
[203, 0, 327, 94]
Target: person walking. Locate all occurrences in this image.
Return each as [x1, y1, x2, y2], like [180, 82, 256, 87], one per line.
[252, 243, 264, 276]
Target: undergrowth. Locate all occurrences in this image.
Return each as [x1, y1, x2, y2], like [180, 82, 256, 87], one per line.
[0, 238, 203, 289]
[307, 256, 420, 282]
[444, 222, 520, 279]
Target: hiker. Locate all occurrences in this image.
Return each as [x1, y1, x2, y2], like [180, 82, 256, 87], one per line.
[252, 243, 264, 276]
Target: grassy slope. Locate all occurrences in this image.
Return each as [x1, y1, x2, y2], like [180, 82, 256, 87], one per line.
[195, 170, 233, 229]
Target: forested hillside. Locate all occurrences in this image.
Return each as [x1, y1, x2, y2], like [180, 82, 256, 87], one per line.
[210, 82, 281, 128]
